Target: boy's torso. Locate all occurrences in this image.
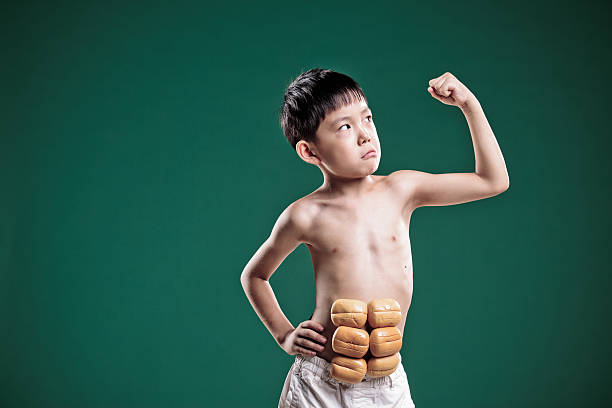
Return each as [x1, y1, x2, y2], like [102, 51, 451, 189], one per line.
[296, 174, 416, 363]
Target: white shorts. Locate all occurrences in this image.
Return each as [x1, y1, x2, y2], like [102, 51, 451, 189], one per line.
[278, 352, 416, 408]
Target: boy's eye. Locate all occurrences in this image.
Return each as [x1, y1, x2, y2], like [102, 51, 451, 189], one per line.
[338, 116, 373, 131]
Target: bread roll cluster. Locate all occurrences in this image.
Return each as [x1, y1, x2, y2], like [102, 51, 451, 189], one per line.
[366, 299, 403, 378]
[329, 298, 402, 384]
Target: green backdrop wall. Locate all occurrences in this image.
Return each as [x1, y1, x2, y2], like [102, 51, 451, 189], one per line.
[2, 0, 610, 407]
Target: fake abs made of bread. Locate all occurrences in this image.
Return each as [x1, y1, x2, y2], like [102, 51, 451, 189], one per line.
[329, 298, 402, 384]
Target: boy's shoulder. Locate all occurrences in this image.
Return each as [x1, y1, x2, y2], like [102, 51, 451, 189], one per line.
[282, 192, 323, 232]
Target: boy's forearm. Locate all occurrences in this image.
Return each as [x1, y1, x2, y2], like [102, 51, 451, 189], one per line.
[461, 98, 509, 188]
[240, 276, 295, 346]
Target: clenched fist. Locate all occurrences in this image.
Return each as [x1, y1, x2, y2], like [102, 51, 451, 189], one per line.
[427, 72, 477, 109]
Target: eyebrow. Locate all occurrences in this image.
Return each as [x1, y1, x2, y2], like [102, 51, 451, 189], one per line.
[331, 107, 372, 126]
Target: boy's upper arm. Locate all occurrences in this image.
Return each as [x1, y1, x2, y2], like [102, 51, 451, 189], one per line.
[389, 169, 508, 209]
[241, 202, 310, 281]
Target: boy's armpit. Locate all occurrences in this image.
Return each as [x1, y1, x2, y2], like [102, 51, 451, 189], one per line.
[242, 202, 310, 281]
[387, 170, 419, 211]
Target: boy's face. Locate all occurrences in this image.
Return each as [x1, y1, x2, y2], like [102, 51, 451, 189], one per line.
[308, 98, 381, 178]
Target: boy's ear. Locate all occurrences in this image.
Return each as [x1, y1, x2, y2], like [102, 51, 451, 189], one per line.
[296, 140, 321, 165]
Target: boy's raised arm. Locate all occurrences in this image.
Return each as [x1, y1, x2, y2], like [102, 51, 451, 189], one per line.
[240, 202, 308, 348]
[389, 72, 509, 209]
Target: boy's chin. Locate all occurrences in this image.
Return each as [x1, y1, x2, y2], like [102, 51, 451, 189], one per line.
[364, 162, 380, 175]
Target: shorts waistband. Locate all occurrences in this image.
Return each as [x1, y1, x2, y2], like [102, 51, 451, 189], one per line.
[294, 353, 403, 388]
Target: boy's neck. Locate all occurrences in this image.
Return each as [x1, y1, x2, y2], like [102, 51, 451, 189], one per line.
[318, 174, 377, 199]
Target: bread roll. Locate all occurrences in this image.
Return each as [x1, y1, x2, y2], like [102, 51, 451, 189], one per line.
[331, 326, 369, 358]
[367, 298, 401, 328]
[369, 326, 402, 357]
[331, 299, 368, 328]
[330, 355, 367, 384]
[366, 353, 400, 377]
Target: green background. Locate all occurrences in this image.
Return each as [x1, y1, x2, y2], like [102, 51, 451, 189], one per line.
[2, 0, 610, 406]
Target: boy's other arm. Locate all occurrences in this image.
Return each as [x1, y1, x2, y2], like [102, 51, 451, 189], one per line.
[240, 202, 309, 348]
[390, 97, 509, 208]
[390, 169, 507, 209]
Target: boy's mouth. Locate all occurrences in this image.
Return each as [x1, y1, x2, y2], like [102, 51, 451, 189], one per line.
[362, 149, 377, 159]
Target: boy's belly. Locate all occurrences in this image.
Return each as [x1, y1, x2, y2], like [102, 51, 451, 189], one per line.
[309, 263, 414, 363]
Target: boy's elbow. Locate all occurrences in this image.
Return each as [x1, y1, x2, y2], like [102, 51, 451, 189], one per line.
[240, 268, 264, 286]
[240, 270, 252, 285]
[240, 273, 254, 294]
[494, 178, 510, 194]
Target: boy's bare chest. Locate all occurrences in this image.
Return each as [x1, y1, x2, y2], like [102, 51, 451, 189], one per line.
[303, 191, 413, 267]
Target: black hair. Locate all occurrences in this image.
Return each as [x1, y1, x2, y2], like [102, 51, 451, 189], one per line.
[279, 68, 368, 150]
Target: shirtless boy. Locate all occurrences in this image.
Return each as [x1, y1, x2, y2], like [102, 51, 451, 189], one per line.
[240, 68, 509, 407]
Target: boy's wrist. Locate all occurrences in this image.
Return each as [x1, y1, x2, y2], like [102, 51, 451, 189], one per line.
[276, 326, 294, 345]
[460, 95, 481, 114]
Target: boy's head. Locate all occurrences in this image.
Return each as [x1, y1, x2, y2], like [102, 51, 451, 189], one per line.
[279, 68, 380, 179]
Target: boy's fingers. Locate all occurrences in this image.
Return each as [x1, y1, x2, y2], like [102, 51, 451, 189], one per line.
[428, 73, 444, 86]
[432, 80, 451, 99]
[302, 320, 324, 331]
[430, 90, 450, 104]
[296, 346, 316, 356]
[299, 328, 327, 344]
[297, 337, 325, 351]
[429, 89, 442, 100]
[432, 76, 445, 90]
[437, 77, 450, 94]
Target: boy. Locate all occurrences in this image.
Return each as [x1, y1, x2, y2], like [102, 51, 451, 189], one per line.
[240, 68, 509, 407]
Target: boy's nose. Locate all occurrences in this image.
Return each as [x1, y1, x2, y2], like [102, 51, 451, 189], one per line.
[358, 130, 371, 144]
